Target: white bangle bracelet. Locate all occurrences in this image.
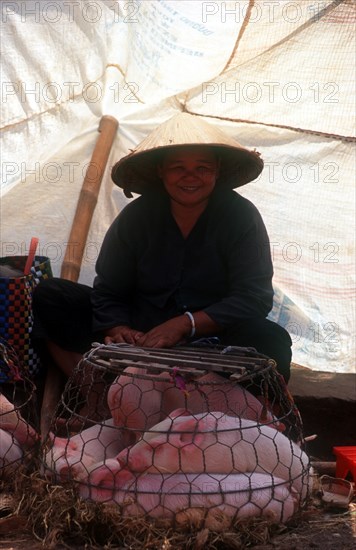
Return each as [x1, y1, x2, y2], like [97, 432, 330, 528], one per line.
[184, 311, 196, 338]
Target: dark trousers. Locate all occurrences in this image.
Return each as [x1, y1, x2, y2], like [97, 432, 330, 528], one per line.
[32, 278, 292, 382]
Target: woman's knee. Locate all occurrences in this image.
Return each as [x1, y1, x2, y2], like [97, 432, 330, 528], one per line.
[32, 278, 94, 352]
[222, 318, 292, 382]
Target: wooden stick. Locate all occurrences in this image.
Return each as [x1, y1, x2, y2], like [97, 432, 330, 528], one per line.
[40, 362, 66, 441]
[60, 115, 119, 282]
[95, 346, 267, 369]
[90, 347, 257, 380]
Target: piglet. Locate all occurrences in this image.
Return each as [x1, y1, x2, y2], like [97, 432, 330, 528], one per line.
[0, 393, 38, 448]
[108, 367, 277, 439]
[117, 409, 311, 501]
[0, 429, 23, 477]
[78, 464, 297, 529]
[43, 419, 127, 482]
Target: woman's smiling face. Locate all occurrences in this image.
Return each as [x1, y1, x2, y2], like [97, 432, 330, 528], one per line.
[157, 146, 220, 209]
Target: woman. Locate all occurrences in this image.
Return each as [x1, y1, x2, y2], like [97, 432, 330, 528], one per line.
[33, 113, 292, 384]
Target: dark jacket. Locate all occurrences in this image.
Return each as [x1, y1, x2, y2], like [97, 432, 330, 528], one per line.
[92, 187, 274, 333]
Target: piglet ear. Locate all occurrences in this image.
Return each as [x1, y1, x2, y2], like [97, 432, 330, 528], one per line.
[175, 417, 208, 448]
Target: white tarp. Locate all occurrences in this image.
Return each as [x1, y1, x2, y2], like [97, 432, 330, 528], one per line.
[1, 0, 355, 373]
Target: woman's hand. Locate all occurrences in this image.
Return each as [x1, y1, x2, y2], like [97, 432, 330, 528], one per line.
[104, 325, 144, 345]
[135, 316, 191, 348]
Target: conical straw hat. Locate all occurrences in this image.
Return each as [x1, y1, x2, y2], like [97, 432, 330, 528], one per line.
[112, 113, 263, 196]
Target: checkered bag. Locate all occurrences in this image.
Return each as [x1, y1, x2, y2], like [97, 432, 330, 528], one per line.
[0, 255, 52, 381]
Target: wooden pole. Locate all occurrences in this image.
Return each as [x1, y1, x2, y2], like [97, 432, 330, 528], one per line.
[41, 115, 118, 440]
[40, 364, 66, 440]
[60, 114, 119, 282]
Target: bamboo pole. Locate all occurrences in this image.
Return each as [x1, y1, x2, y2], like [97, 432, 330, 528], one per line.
[60, 114, 119, 282]
[41, 115, 118, 440]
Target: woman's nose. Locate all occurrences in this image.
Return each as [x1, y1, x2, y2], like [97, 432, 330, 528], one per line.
[182, 168, 200, 179]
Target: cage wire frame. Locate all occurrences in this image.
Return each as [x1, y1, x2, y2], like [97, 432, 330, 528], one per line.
[0, 338, 39, 477]
[49, 342, 303, 436]
[77, 470, 301, 528]
[41, 343, 311, 527]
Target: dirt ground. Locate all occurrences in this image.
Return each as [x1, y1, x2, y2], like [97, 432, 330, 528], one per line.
[0, 493, 355, 550]
[0, 516, 355, 550]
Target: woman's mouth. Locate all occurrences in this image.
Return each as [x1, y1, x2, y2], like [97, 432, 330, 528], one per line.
[180, 186, 200, 192]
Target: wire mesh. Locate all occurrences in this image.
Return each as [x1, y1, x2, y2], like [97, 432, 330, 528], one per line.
[41, 343, 311, 528]
[0, 339, 39, 478]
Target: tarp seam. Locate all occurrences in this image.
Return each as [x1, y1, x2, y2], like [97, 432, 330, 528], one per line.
[220, 0, 256, 75]
[185, 110, 356, 143]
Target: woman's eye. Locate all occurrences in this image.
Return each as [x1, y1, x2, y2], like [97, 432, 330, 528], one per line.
[197, 166, 212, 174]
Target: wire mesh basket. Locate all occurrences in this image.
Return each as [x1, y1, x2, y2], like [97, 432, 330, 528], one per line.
[41, 343, 311, 528]
[0, 339, 39, 478]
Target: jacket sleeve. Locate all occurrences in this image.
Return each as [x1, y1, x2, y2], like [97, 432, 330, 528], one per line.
[202, 199, 274, 326]
[91, 209, 136, 332]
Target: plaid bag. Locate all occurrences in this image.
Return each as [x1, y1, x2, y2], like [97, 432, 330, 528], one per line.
[0, 255, 52, 381]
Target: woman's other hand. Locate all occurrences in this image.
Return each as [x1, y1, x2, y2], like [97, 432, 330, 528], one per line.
[104, 325, 144, 345]
[135, 316, 191, 348]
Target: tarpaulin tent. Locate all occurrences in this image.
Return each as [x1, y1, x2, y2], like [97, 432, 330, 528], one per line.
[1, 0, 355, 373]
